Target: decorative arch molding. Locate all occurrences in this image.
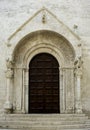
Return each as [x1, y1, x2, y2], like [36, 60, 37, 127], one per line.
[24, 46, 64, 68]
[13, 30, 75, 69]
[6, 7, 82, 60]
[4, 8, 83, 114]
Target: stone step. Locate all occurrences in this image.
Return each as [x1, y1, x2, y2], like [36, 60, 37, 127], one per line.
[0, 120, 86, 125]
[0, 129, 88, 130]
[0, 114, 89, 129]
[85, 120, 90, 128]
[1, 117, 88, 122]
[0, 117, 88, 122]
[4, 118, 88, 122]
[1, 114, 87, 119]
[3, 114, 86, 117]
[86, 119, 90, 123]
[2, 116, 86, 119]
[0, 123, 87, 129]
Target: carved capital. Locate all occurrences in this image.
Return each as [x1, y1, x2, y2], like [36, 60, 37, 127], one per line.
[74, 56, 83, 69]
[74, 68, 82, 77]
[6, 69, 14, 78]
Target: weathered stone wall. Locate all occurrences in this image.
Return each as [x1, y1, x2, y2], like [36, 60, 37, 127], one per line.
[0, 0, 90, 115]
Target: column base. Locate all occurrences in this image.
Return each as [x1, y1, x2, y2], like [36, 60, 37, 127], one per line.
[4, 101, 13, 114]
[75, 109, 82, 114]
[13, 110, 25, 114]
[22, 110, 26, 114]
[75, 101, 83, 114]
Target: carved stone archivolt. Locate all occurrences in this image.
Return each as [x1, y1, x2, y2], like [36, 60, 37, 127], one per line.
[10, 30, 77, 114]
[13, 30, 75, 66]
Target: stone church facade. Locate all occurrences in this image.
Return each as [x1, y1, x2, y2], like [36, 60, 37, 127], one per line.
[0, 0, 90, 129]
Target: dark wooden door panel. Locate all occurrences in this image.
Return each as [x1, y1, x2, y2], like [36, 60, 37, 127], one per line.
[29, 53, 60, 113]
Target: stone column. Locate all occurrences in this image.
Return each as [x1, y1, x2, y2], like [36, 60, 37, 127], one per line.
[59, 68, 63, 113]
[60, 68, 66, 113]
[22, 68, 25, 113]
[4, 59, 14, 113]
[75, 68, 82, 113]
[74, 56, 83, 113]
[25, 68, 29, 113]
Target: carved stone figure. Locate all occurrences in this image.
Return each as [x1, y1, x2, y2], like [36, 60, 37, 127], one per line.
[74, 56, 83, 76]
[6, 58, 13, 69]
[74, 56, 83, 69]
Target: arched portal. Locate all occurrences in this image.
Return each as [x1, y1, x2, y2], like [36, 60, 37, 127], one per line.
[4, 30, 82, 114]
[29, 53, 60, 113]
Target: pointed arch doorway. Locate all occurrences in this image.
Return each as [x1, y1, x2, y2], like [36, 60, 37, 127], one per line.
[29, 53, 60, 113]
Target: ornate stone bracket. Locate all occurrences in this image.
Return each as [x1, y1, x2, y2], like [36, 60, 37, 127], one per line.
[4, 59, 14, 113]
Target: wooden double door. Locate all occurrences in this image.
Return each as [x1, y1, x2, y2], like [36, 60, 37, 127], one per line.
[29, 53, 60, 113]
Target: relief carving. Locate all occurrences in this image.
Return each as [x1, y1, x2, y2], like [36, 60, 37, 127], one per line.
[6, 58, 14, 78]
[74, 56, 83, 76]
[6, 58, 13, 69]
[42, 13, 46, 23]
